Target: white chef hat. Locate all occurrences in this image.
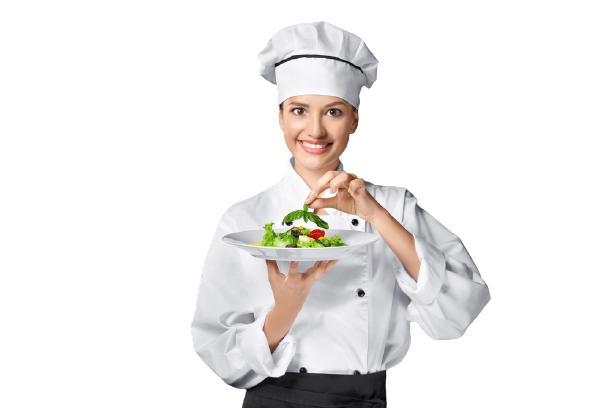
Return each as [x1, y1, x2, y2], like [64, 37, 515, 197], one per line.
[257, 21, 379, 110]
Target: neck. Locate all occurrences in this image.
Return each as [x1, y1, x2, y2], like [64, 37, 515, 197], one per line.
[294, 157, 340, 190]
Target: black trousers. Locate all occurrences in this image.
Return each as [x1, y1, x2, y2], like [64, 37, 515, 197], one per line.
[242, 370, 387, 408]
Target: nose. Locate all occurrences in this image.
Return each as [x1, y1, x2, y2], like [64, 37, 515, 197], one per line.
[308, 113, 326, 139]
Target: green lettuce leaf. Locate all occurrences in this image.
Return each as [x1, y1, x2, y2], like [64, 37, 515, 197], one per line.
[273, 233, 297, 247]
[329, 234, 348, 247]
[261, 222, 277, 247]
[296, 239, 325, 248]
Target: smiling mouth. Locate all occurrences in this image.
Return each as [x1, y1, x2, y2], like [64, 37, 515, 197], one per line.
[299, 140, 333, 148]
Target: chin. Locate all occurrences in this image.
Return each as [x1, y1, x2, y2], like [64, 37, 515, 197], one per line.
[297, 153, 337, 169]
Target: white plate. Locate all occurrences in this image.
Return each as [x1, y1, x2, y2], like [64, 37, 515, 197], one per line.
[222, 228, 379, 261]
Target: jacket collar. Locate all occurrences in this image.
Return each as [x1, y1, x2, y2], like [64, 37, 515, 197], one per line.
[280, 156, 344, 216]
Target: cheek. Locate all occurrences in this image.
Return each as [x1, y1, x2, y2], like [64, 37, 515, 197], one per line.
[332, 124, 351, 147]
[284, 134, 296, 148]
[283, 131, 293, 144]
[333, 139, 350, 157]
[282, 125, 299, 147]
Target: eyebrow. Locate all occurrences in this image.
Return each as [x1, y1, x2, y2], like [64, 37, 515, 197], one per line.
[288, 101, 347, 108]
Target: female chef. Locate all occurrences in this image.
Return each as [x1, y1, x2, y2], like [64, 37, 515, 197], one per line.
[191, 21, 491, 407]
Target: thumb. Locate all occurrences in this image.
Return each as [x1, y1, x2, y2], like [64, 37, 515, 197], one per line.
[308, 196, 335, 209]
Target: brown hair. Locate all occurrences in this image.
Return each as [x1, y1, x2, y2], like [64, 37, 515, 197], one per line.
[279, 101, 357, 112]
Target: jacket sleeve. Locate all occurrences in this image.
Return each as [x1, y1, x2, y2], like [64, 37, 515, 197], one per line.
[390, 188, 491, 340]
[191, 210, 296, 389]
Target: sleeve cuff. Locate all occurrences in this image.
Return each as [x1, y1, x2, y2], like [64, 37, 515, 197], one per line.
[392, 235, 447, 305]
[237, 305, 296, 377]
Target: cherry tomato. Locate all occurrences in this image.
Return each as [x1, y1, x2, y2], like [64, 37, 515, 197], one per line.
[307, 229, 325, 240]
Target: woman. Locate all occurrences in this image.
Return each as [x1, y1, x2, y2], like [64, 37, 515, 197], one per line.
[191, 21, 491, 407]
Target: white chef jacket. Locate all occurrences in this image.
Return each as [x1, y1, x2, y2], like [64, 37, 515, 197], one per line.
[191, 156, 491, 389]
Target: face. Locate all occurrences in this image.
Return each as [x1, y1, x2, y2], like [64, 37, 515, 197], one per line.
[279, 95, 359, 170]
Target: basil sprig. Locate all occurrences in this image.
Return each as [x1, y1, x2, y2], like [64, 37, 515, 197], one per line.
[282, 204, 329, 229]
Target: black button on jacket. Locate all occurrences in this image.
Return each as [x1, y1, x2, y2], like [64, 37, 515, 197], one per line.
[191, 156, 492, 389]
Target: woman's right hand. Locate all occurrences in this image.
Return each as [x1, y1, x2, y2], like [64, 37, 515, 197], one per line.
[266, 259, 340, 312]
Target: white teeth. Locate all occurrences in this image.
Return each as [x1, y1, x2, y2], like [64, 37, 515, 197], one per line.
[302, 141, 330, 148]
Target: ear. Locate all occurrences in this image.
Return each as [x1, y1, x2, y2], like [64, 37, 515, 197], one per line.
[278, 110, 285, 131]
[350, 110, 359, 134]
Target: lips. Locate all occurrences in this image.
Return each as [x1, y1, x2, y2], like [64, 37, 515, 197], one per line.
[299, 140, 333, 154]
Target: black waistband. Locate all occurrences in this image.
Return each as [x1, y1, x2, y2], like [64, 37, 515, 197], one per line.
[274, 54, 365, 75]
[244, 370, 387, 407]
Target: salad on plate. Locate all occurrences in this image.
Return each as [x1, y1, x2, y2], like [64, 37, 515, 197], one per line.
[250, 204, 347, 248]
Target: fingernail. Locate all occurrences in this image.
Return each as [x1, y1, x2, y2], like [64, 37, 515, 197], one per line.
[323, 260, 329, 264]
[348, 186, 352, 193]
[291, 261, 298, 264]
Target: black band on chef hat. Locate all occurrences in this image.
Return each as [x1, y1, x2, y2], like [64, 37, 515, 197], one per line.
[274, 54, 364, 75]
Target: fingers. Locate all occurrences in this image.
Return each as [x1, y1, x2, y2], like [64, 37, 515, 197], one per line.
[265, 259, 278, 271]
[349, 173, 365, 182]
[347, 177, 367, 197]
[329, 172, 358, 194]
[304, 170, 340, 204]
[287, 260, 300, 280]
[265, 259, 283, 283]
[306, 196, 335, 209]
[305, 171, 359, 204]
[307, 172, 362, 209]
[304, 170, 365, 204]
[305, 259, 340, 282]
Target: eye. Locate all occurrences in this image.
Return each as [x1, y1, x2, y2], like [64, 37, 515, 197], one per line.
[291, 108, 306, 115]
[327, 108, 342, 117]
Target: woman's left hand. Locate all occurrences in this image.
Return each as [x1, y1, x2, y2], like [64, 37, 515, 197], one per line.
[304, 171, 385, 223]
